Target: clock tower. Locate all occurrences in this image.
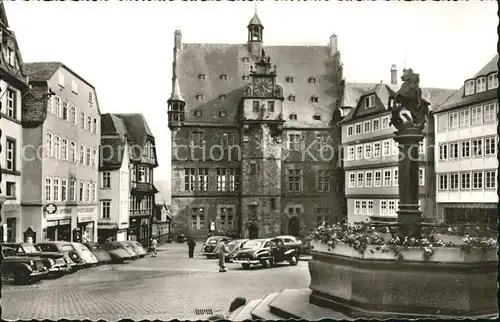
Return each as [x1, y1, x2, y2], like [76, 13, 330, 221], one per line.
[239, 50, 285, 239]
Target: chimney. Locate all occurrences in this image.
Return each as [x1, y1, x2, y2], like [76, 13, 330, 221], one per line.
[328, 33, 337, 57]
[390, 64, 397, 85]
[174, 30, 182, 50]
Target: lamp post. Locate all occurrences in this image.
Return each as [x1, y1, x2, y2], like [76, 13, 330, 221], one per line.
[389, 68, 430, 238]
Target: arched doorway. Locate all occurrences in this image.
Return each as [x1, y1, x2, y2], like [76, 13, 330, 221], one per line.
[288, 216, 300, 236]
[248, 224, 258, 239]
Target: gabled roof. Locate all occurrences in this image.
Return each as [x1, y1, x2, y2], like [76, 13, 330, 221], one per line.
[99, 137, 127, 171]
[101, 113, 157, 165]
[0, 2, 9, 28]
[339, 81, 455, 124]
[23, 62, 62, 82]
[176, 43, 341, 128]
[434, 54, 498, 114]
[23, 61, 96, 89]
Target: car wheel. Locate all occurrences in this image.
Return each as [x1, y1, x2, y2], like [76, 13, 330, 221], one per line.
[241, 263, 251, 269]
[263, 259, 272, 268]
[289, 255, 299, 266]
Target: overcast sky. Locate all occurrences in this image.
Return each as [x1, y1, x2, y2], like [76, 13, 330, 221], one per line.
[5, 1, 497, 181]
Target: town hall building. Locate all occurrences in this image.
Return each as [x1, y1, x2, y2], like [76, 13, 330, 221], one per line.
[168, 14, 346, 239]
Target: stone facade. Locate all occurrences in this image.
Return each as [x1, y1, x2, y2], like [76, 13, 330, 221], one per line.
[168, 14, 345, 239]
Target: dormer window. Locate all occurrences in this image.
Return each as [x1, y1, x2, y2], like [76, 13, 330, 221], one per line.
[219, 111, 227, 117]
[364, 94, 375, 109]
[286, 76, 294, 83]
[194, 110, 202, 117]
[196, 94, 204, 100]
[220, 74, 227, 80]
[464, 80, 475, 96]
[198, 74, 206, 80]
[308, 77, 316, 84]
[242, 75, 249, 81]
[476, 77, 486, 93]
[219, 94, 227, 101]
[289, 113, 298, 120]
[313, 114, 321, 121]
[288, 95, 296, 101]
[7, 47, 14, 66]
[310, 96, 319, 103]
[242, 57, 250, 63]
[488, 73, 498, 90]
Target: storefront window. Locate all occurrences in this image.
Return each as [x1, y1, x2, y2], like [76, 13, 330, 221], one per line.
[79, 221, 94, 242]
[46, 219, 71, 241]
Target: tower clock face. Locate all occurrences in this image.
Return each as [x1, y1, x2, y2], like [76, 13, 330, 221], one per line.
[253, 78, 273, 97]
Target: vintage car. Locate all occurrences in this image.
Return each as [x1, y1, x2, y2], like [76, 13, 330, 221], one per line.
[225, 239, 249, 263]
[36, 243, 78, 272]
[275, 235, 303, 247]
[101, 242, 133, 263]
[1, 246, 48, 284]
[3, 242, 69, 277]
[117, 241, 139, 259]
[37, 241, 86, 268]
[126, 241, 147, 258]
[83, 242, 112, 264]
[232, 238, 299, 269]
[202, 236, 232, 259]
[71, 242, 99, 266]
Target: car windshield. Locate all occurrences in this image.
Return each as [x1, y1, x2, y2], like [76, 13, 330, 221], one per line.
[242, 241, 262, 248]
[207, 238, 219, 244]
[23, 245, 40, 253]
[38, 244, 59, 252]
[61, 245, 74, 252]
[227, 240, 240, 246]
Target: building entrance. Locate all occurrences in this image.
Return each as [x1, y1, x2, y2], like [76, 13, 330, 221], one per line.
[46, 219, 71, 241]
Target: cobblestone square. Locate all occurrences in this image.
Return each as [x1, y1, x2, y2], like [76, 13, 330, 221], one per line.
[2, 244, 310, 320]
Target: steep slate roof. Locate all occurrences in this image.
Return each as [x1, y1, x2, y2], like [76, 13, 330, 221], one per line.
[433, 54, 498, 113]
[339, 82, 455, 124]
[23, 62, 62, 82]
[177, 43, 341, 128]
[99, 137, 127, 171]
[114, 113, 154, 144]
[101, 113, 127, 137]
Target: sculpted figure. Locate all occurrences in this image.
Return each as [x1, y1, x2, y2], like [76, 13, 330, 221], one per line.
[389, 68, 430, 131]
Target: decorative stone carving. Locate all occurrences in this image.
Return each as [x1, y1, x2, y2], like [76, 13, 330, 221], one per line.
[389, 69, 430, 132]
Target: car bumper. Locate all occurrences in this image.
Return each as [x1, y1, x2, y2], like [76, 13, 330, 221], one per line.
[48, 265, 69, 273]
[233, 259, 260, 265]
[30, 270, 49, 277]
[202, 252, 217, 256]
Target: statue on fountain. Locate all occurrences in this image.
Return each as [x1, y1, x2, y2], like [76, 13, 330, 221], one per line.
[389, 68, 430, 132]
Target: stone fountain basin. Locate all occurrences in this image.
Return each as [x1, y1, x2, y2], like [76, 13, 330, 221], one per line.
[308, 240, 499, 319]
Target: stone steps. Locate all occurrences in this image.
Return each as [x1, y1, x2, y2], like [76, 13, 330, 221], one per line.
[228, 288, 351, 321]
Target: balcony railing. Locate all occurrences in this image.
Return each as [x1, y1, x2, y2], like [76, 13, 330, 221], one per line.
[130, 209, 151, 217]
[131, 182, 153, 192]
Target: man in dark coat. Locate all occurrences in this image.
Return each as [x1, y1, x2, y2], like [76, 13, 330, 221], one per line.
[187, 238, 196, 258]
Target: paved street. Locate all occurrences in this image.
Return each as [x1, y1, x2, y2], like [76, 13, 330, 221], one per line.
[2, 243, 310, 321]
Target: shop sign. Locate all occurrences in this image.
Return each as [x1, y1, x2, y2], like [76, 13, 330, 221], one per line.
[78, 207, 97, 215]
[78, 216, 95, 223]
[98, 221, 118, 229]
[45, 203, 57, 214]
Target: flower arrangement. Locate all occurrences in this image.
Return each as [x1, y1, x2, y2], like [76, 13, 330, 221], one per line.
[306, 220, 498, 261]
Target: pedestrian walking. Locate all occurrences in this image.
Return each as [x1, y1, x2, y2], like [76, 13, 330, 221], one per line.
[150, 237, 158, 257]
[187, 238, 196, 258]
[216, 239, 230, 272]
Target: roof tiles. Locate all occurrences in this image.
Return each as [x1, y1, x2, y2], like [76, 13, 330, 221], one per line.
[176, 43, 341, 128]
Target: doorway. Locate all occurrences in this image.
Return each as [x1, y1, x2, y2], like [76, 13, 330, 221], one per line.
[248, 224, 258, 239]
[288, 216, 300, 236]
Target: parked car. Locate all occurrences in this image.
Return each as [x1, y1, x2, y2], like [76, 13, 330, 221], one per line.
[225, 239, 249, 263]
[37, 241, 86, 268]
[176, 233, 187, 243]
[232, 238, 299, 269]
[101, 242, 133, 263]
[71, 242, 98, 267]
[274, 235, 308, 255]
[3, 242, 69, 277]
[126, 241, 147, 258]
[36, 243, 78, 272]
[1, 246, 48, 284]
[117, 241, 139, 259]
[202, 236, 232, 259]
[83, 242, 112, 264]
